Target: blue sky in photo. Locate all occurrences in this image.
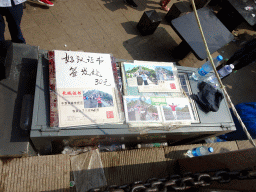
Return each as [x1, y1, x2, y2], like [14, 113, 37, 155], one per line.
[126, 97, 152, 104]
[124, 63, 155, 72]
[83, 88, 113, 95]
[155, 66, 173, 72]
[165, 103, 188, 109]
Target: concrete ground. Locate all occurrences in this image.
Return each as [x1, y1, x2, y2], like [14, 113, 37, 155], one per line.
[3, 0, 256, 104]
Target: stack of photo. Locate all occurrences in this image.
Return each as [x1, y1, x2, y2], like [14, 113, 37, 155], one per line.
[121, 61, 194, 126]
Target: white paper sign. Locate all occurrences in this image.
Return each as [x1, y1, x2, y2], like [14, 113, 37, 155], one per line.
[54, 50, 115, 89]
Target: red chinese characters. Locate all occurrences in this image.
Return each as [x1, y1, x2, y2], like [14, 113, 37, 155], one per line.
[62, 91, 82, 96]
[170, 83, 176, 89]
[106, 111, 114, 119]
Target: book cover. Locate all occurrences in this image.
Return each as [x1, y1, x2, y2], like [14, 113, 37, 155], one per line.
[53, 50, 120, 127]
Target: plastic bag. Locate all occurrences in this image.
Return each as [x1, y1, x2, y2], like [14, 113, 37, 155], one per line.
[71, 148, 107, 192]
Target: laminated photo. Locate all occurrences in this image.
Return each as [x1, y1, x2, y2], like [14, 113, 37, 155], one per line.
[83, 89, 114, 108]
[161, 98, 194, 122]
[123, 61, 181, 92]
[155, 66, 174, 81]
[123, 63, 158, 87]
[123, 96, 161, 123]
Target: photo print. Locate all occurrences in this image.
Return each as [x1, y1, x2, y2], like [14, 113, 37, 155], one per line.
[124, 63, 158, 87]
[162, 98, 194, 122]
[83, 89, 114, 108]
[155, 66, 174, 81]
[124, 96, 161, 122]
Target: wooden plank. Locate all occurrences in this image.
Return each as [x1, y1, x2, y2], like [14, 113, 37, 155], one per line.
[236, 139, 256, 150]
[101, 148, 167, 186]
[164, 144, 202, 175]
[0, 155, 70, 192]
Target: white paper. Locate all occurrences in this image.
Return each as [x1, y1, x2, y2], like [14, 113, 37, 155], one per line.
[54, 50, 115, 89]
[53, 50, 119, 127]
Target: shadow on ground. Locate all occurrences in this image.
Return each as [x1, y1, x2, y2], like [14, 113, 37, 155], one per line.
[122, 26, 178, 62]
[101, 0, 161, 12]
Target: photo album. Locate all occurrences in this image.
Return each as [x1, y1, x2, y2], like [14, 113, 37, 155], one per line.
[51, 50, 121, 127]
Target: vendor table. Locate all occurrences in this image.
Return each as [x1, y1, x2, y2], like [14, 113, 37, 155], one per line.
[29, 47, 236, 155]
[171, 7, 234, 60]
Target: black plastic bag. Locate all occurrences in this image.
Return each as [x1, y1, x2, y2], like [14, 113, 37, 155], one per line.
[190, 81, 224, 113]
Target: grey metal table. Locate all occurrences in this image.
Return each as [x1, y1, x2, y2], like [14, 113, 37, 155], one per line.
[171, 7, 234, 60]
[30, 48, 236, 155]
[0, 43, 37, 157]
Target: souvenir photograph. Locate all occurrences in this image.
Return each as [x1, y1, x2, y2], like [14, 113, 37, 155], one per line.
[124, 96, 161, 122]
[161, 98, 194, 122]
[155, 66, 174, 81]
[83, 89, 114, 108]
[123, 63, 158, 87]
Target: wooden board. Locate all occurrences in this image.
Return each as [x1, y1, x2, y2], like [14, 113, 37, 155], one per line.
[101, 148, 167, 186]
[236, 139, 256, 150]
[0, 155, 70, 192]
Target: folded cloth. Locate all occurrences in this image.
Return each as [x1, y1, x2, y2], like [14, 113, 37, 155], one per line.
[190, 81, 224, 113]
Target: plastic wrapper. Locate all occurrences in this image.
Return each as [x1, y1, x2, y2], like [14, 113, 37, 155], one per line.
[205, 136, 226, 143]
[71, 148, 107, 192]
[244, 6, 253, 11]
[62, 146, 90, 156]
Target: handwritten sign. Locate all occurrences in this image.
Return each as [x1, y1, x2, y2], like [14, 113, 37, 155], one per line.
[54, 51, 115, 89]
